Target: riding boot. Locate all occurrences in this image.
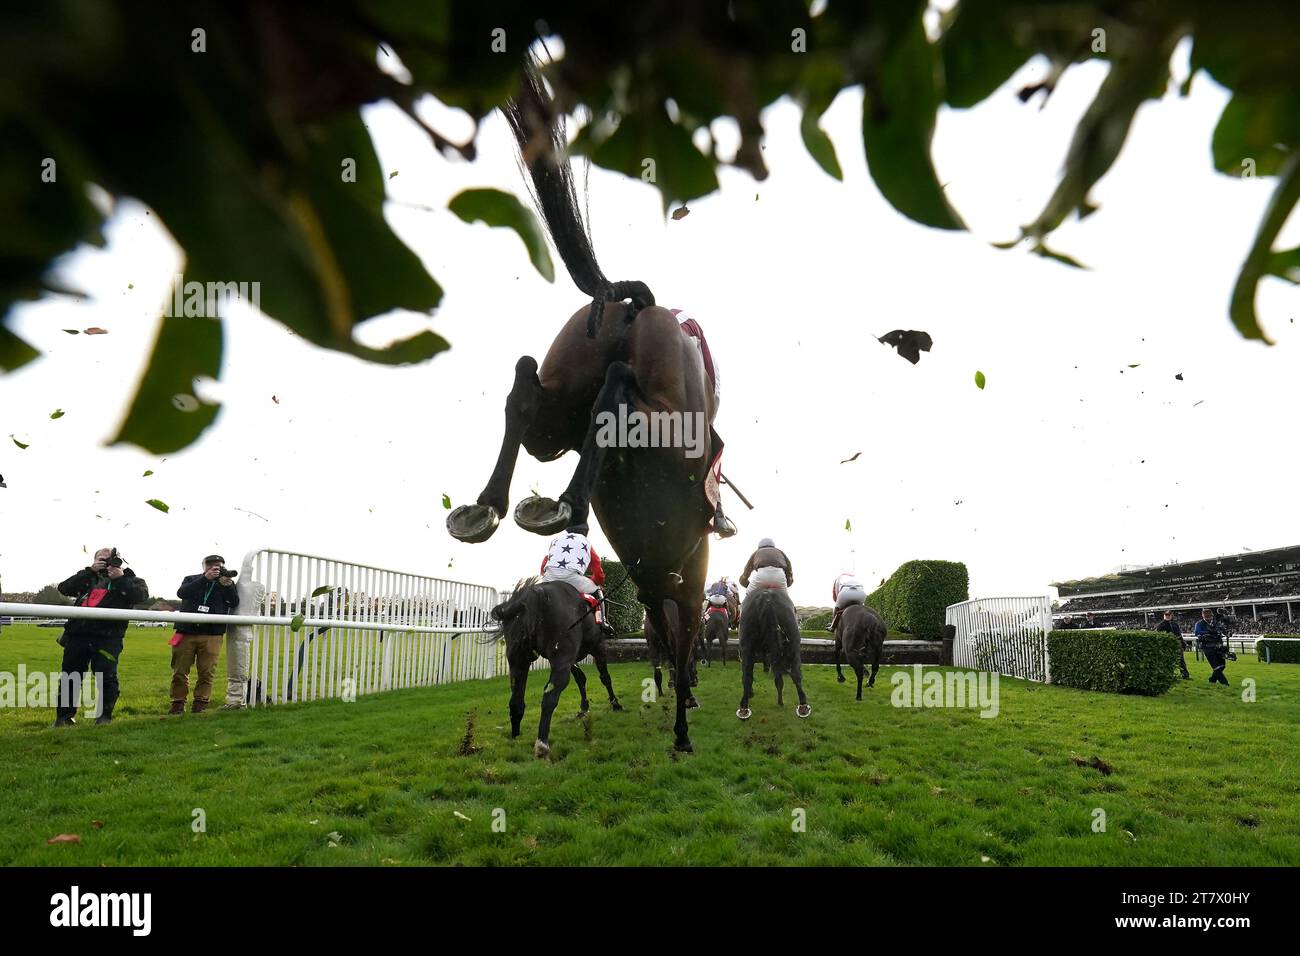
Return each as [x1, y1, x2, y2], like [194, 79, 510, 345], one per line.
[713, 502, 737, 538]
[597, 599, 616, 638]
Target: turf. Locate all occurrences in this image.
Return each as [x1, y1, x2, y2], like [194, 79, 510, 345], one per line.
[1, 622, 1297, 866]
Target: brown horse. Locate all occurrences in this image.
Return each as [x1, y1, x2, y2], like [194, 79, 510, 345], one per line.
[446, 63, 725, 753]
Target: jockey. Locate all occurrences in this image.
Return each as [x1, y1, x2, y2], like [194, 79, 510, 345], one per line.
[739, 538, 793, 594]
[539, 528, 616, 638]
[829, 570, 867, 634]
[702, 577, 730, 624]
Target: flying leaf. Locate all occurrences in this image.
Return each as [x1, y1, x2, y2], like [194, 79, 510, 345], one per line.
[12, 438, 28, 449]
[1022, 27, 1180, 241]
[0, 325, 40, 372]
[290, 613, 305, 632]
[448, 188, 555, 282]
[272, 395, 280, 404]
[862, 8, 965, 230]
[46, 834, 81, 844]
[1228, 152, 1298, 343]
[311, 585, 335, 598]
[878, 330, 933, 365]
[800, 93, 843, 181]
[840, 451, 862, 464]
[442, 493, 451, 509]
[112, 317, 220, 452]
[83, 327, 108, 335]
[1175, 373, 1184, 381]
[844, 519, 852, 532]
[145, 498, 169, 513]
[1031, 243, 1089, 270]
[975, 371, 986, 389]
[670, 205, 691, 220]
[49, 409, 65, 419]
[62, 329, 80, 335]
[142, 469, 153, 476]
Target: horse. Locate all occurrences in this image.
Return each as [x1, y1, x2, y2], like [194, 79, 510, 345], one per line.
[834, 603, 886, 700]
[645, 605, 699, 704]
[446, 61, 723, 752]
[736, 588, 811, 720]
[700, 603, 730, 665]
[490, 578, 623, 758]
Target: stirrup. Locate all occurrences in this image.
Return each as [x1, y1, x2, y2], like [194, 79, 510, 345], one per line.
[713, 509, 737, 539]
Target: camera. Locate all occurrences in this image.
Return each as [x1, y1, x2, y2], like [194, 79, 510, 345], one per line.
[217, 568, 238, 579]
[105, 548, 124, 568]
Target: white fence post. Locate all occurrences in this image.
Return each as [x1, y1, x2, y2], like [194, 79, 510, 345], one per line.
[947, 595, 1052, 682]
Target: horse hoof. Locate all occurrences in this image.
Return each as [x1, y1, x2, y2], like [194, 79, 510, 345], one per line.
[611, 702, 624, 712]
[446, 503, 500, 543]
[795, 704, 812, 719]
[674, 737, 694, 754]
[686, 696, 700, 709]
[534, 739, 550, 758]
[513, 496, 572, 535]
[736, 708, 752, 721]
[836, 676, 846, 684]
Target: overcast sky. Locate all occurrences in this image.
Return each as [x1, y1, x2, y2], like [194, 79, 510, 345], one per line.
[1, 35, 1297, 607]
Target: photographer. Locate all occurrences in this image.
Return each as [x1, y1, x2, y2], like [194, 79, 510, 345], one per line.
[1193, 607, 1232, 686]
[52, 547, 149, 727]
[1155, 610, 1192, 679]
[170, 554, 239, 715]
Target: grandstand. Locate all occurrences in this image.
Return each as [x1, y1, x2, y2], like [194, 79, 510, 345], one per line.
[1051, 545, 1300, 634]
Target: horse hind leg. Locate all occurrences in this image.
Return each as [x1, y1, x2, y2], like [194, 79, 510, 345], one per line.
[515, 361, 633, 536]
[449, 356, 543, 543]
[571, 662, 590, 716]
[593, 643, 623, 711]
[790, 659, 812, 718]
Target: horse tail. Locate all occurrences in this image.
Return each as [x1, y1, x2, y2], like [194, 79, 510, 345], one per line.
[504, 59, 655, 336]
[487, 576, 541, 654]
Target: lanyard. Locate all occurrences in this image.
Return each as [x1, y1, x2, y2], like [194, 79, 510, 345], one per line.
[203, 581, 217, 605]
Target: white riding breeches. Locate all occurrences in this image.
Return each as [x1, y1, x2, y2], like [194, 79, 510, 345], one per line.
[746, 566, 789, 594]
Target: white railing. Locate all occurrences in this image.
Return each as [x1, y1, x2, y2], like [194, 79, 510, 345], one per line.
[947, 596, 1051, 682]
[233, 549, 506, 706]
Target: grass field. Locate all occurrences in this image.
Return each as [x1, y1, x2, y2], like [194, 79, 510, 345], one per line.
[2, 622, 1298, 866]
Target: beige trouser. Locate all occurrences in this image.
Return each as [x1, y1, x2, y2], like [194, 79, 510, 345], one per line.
[171, 634, 222, 702]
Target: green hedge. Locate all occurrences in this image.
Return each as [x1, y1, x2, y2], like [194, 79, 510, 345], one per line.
[1257, 637, 1300, 663]
[601, 560, 644, 635]
[803, 609, 832, 630]
[1047, 629, 1182, 695]
[866, 560, 969, 639]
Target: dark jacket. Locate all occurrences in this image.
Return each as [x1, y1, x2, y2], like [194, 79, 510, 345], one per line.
[176, 573, 240, 635]
[740, 547, 793, 587]
[1155, 619, 1182, 637]
[58, 567, 149, 643]
[1193, 618, 1223, 647]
